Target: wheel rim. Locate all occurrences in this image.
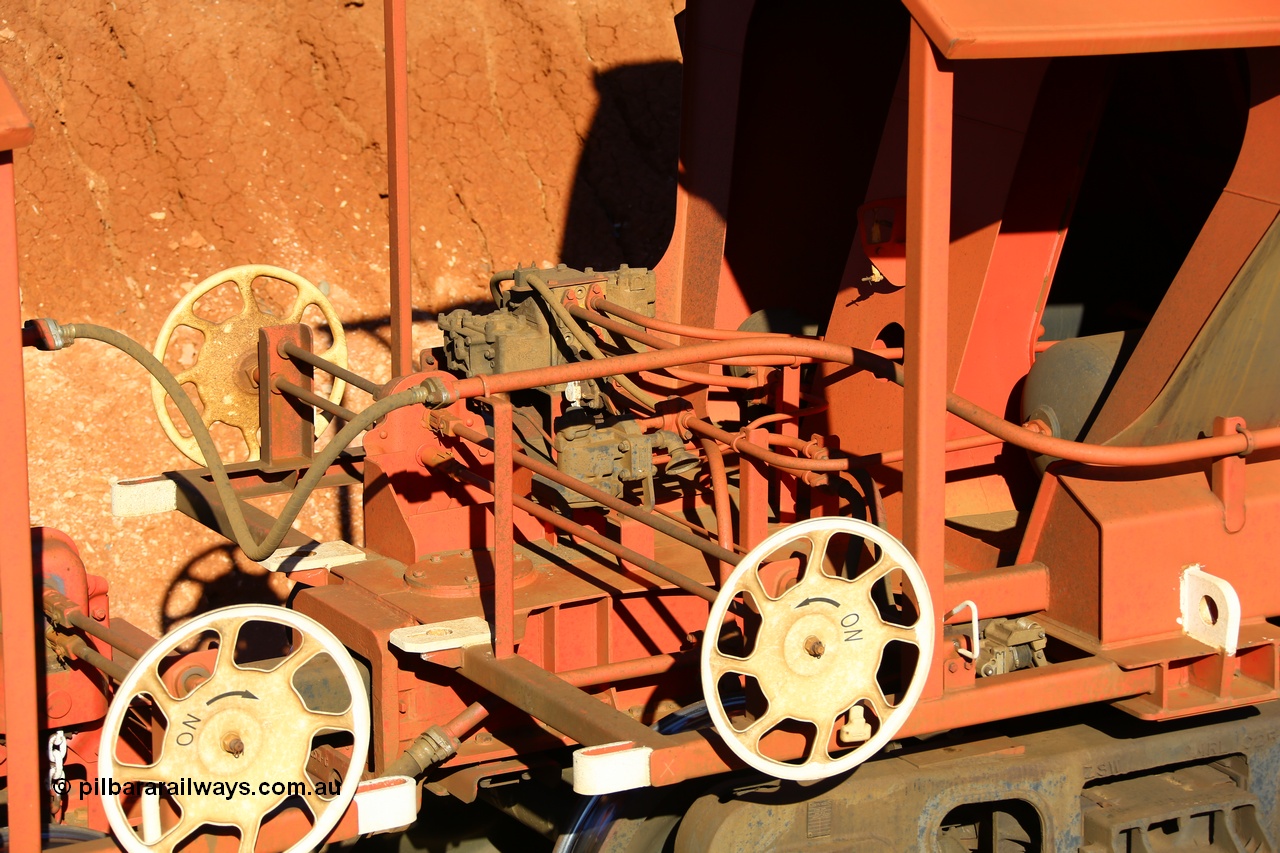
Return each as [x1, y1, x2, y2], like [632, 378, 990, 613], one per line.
[150, 265, 348, 464]
[700, 517, 933, 781]
[99, 604, 369, 853]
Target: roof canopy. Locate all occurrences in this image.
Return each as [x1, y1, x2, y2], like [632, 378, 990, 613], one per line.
[906, 0, 1280, 59]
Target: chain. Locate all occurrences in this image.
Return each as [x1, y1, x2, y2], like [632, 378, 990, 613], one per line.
[48, 729, 68, 794]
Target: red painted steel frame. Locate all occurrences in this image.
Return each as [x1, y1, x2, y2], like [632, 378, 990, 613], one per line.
[259, 325, 315, 466]
[645, 658, 1159, 787]
[20, 9, 1280, 850]
[0, 78, 40, 850]
[904, 22, 952, 700]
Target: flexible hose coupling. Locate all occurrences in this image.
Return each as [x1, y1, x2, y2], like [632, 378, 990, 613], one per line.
[383, 725, 460, 778]
[417, 376, 455, 407]
[23, 318, 73, 351]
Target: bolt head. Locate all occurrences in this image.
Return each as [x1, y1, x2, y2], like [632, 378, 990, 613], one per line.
[221, 733, 245, 758]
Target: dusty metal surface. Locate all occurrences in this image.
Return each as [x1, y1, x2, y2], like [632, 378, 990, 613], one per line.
[150, 265, 347, 464]
[12, 2, 1280, 851]
[673, 701, 1280, 851]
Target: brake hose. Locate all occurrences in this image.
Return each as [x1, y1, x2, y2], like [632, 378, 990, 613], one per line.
[523, 273, 660, 409]
[59, 322, 429, 561]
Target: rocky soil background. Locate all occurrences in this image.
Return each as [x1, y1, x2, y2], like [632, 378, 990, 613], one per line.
[0, 0, 682, 635]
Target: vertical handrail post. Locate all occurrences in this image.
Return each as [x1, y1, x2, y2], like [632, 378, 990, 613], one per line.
[0, 145, 42, 852]
[905, 21, 953, 699]
[482, 395, 516, 658]
[384, 0, 413, 377]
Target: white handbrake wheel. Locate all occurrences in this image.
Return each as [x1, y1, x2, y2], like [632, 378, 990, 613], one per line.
[100, 604, 370, 853]
[151, 264, 348, 464]
[701, 517, 934, 781]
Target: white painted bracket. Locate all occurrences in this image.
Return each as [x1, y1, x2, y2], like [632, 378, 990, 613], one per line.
[389, 616, 492, 654]
[257, 540, 367, 573]
[572, 741, 653, 795]
[354, 775, 418, 835]
[111, 475, 177, 518]
[1180, 564, 1241, 656]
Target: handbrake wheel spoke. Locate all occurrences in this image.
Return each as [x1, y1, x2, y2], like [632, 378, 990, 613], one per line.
[700, 517, 934, 781]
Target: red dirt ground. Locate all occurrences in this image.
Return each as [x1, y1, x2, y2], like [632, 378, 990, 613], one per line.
[1, 0, 682, 636]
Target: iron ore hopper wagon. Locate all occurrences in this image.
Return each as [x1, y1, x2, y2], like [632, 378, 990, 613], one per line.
[6, 0, 1280, 849]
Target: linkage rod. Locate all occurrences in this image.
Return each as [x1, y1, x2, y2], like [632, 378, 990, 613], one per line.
[43, 587, 154, 661]
[49, 629, 130, 683]
[444, 464, 718, 602]
[275, 377, 358, 422]
[447, 419, 740, 568]
[279, 339, 383, 395]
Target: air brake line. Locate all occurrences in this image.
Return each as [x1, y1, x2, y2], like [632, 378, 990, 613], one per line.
[40, 318, 1277, 564]
[433, 333, 1277, 467]
[56, 322, 428, 561]
[524, 272, 661, 409]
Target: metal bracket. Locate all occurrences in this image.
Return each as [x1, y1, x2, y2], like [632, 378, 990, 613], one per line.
[572, 741, 653, 795]
[389, 616, 492, 654]
[1211, 416, 1247, 533]
[256, 540, 367, 574]
[1180, 565, 1240, 656]
[353, 775, 418, 836]
[111, 475, 177, 518]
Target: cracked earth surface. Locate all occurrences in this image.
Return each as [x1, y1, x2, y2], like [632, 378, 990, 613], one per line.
[1, 0, 681, 636]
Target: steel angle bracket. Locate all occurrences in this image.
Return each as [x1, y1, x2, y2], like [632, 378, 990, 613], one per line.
[1180, 564, 1241, 656]
[111, 474, 178, 517]
[390, 616, 493, 654]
